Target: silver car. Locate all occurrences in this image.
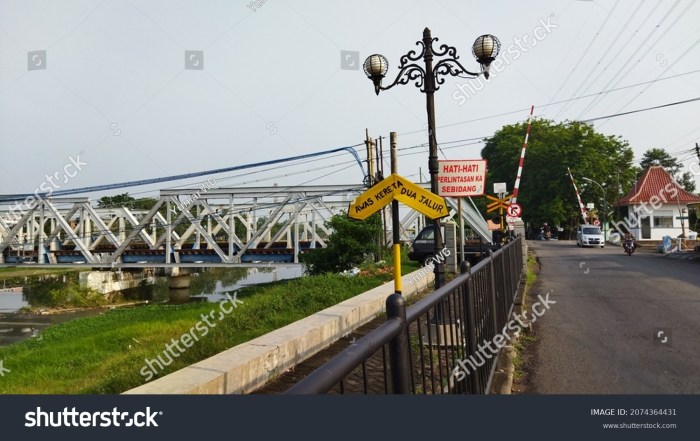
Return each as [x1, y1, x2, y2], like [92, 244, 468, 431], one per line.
[576, 224, 605, 248]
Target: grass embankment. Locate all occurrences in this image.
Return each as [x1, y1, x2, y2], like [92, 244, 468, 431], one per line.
[524, 253, 538, 291]
[512, 251, 539, 383]
[0, 259, 418, 394]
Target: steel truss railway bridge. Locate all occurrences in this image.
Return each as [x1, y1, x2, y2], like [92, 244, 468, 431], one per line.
[0, 184, 491, 268]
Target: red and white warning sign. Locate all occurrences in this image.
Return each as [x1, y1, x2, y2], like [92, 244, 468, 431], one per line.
[507, 203, 522, 217]
[437, 160, 487, 197]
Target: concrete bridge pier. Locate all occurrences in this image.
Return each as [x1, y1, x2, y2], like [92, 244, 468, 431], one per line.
[168, 267, 194, 289]
[167, 267, 195, 304]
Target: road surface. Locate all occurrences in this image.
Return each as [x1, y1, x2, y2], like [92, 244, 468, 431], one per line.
[527, 240, 700, 393]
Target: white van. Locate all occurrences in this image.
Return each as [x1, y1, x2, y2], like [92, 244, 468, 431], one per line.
[576, 224, 605, 248]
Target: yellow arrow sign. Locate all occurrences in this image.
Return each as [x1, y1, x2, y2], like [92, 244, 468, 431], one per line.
[392, 175, 448, 219]
[348, 174, 449, 220]
[347, 174, 396, 220]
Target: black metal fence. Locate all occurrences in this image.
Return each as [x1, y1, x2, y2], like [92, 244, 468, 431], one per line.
[285, 236, 525, 395]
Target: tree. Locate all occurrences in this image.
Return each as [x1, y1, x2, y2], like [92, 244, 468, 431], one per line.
[640, 148, 696, 193]
[97, 193, 157, 210]
[299, 212, 382, 275]
[481, 119, 636, 235]
[97, 193, 135, 208]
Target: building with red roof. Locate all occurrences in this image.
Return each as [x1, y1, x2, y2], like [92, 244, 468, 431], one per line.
[613, 166, 700, 241]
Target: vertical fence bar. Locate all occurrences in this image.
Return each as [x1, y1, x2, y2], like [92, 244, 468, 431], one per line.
[416, 319, 427, 394]
[387, 293, 411, 394]
[362, 361, 369, 394]
[488, 250, 499, 337]
[426, 310, 436, 394]
[382, 345, 389, 394]
[461, 260, 481, 394]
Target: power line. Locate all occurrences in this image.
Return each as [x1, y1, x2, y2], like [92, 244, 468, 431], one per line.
[574, 0, 680, 119]
[396, 69, 700, 136]
[595, 34, 700, 128]
[555, 3, 643, 118]
[0, 144, 364, 202]
[578, 96, 700, 123]
[549, 0, 620, 120]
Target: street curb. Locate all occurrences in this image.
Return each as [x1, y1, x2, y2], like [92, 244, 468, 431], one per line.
[491, 346, 516, 394]
[663, 252, 700, 260]
[490, 252, 535, 395]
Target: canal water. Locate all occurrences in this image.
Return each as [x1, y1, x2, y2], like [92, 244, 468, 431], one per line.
[0, 265, 303, 347]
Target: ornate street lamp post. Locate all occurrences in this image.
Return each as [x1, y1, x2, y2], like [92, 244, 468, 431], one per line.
[363, 28, 500, 288]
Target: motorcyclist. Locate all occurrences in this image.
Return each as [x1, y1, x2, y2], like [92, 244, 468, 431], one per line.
[623, 231, 636, 252]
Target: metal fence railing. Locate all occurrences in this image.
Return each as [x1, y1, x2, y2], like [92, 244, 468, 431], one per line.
[285, 235, 525, 395]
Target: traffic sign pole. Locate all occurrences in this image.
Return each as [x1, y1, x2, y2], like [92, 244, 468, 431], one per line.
[390, 132, 402, 295]
[458, 197, 464, 264]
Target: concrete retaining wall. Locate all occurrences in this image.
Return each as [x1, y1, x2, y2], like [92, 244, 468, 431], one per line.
[124, 267, 434, 395]
[79, 269, 157, 294]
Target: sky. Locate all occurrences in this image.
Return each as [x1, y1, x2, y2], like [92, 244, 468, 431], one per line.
[1, 0, 699, 202]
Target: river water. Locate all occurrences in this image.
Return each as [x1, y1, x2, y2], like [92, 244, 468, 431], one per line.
[0, 265, 303, 347]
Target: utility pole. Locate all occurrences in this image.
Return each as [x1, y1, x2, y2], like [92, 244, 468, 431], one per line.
[364, 129, 376, 187]
[378, 136, 389, 250]
[376, 136, 384, 181]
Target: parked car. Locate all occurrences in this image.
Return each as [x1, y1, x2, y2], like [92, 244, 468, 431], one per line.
[407, 224, 500, 266]
[576, 224, 605, 248]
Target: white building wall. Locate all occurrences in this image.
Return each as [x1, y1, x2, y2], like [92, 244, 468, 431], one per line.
[626, 203, 693, 241]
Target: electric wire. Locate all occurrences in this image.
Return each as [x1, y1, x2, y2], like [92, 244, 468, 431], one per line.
[577, 96, 700, 123]
[574, 0, 679, 119]
[554, 3, 643, 118]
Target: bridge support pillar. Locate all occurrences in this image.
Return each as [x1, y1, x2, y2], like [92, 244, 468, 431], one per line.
[168, 267, 194, 289]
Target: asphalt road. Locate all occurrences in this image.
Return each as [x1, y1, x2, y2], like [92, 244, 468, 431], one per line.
[527, 240, 700, 394]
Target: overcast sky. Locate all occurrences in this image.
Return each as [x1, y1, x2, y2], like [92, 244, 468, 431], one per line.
[1, 0, 699, 200]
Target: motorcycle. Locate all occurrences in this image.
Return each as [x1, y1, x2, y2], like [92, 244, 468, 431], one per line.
[623, 238, 635, 256]
[541, 225, 551, 240]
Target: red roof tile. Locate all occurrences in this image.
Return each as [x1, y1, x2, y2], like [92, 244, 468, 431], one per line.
[615, 166, 700, 206]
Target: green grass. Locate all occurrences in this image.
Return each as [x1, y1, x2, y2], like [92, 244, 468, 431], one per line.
[0, 258, 415, 394]
[512, 252, 539, 383]
[524, 253, 538, 291]
[0, 267, 83, 285]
